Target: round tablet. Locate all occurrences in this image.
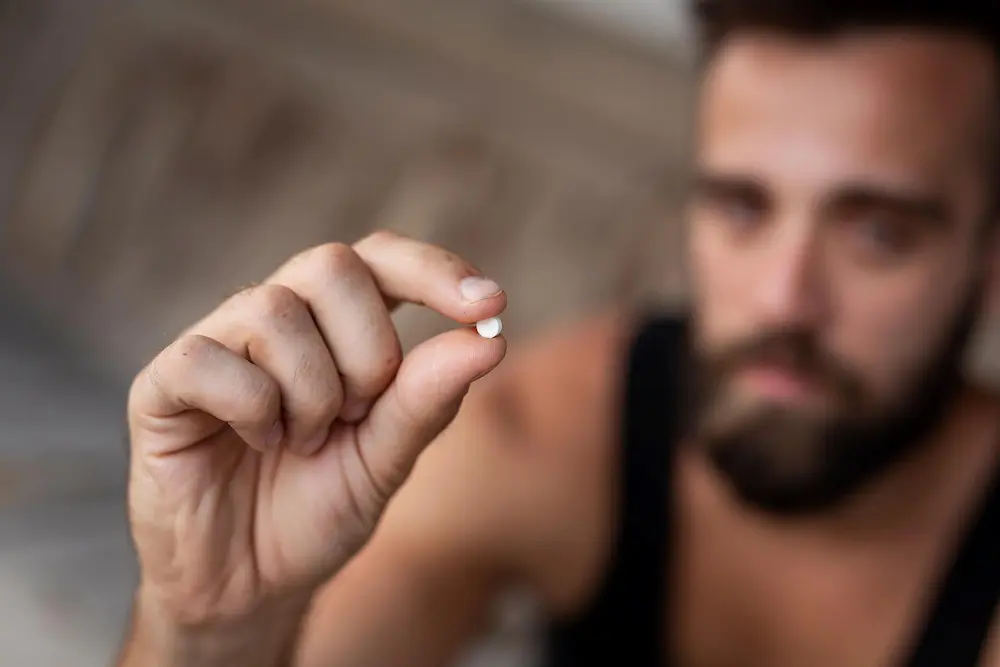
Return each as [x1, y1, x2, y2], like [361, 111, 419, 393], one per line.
[476, 317, 503, 339]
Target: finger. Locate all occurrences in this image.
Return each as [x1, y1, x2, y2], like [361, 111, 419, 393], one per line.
[129, 334, 283, 455]
[352, 231, 507, 323]
[266, 243, 402, 423]
[193, 284, 345, 456]
[351, 327, 507, 501]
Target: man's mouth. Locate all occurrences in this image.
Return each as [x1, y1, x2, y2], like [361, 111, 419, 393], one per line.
[733, 364, 826, 404]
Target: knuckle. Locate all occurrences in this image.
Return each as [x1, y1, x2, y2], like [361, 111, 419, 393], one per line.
[168, 333, 217, 363]
[128, 334, 218, 414]
[239, 369, 280, 417]
[294, 354, 344, 414]
[357, 229, 402, 249]
[251, 283, 303, 322]
[306, 242, 361, 280]
[148, 335, 216, 388]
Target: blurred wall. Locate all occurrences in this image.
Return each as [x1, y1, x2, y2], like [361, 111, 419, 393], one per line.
[1, 0, 696, 384]
[534, 0, 694, 51]
[0, 2, 695, 665]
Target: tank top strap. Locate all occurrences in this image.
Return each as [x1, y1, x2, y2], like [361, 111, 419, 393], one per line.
[904, 449, 1000, 667]
[546, 312, 688, 667]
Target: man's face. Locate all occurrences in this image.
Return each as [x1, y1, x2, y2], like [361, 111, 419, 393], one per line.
[687, 30, 998, 513]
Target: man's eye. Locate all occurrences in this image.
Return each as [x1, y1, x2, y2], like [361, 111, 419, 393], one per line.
[852, 215, 914, 256]
[715, 196, 764, 231]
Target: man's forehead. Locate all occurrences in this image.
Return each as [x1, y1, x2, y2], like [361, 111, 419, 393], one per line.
[701, 30, 996, 134]
[696, 30, 997, 201]
[709, 29, 994, 74]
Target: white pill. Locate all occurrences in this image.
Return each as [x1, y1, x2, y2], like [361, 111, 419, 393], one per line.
[476, 317, 503, 339]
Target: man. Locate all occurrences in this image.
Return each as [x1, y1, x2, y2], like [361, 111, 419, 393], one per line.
[117, 2, 1000, 666]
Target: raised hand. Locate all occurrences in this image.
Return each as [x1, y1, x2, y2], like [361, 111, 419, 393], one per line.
[126, 232, 507, 632]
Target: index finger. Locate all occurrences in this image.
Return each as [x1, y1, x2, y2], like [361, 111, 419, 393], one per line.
[352, 231, 507, 324]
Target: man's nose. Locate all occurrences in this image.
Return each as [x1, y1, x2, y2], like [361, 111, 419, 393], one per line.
[752, 225, 826, 330]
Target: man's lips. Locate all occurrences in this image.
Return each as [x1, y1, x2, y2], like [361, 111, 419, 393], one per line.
[733, 364, 825, 403]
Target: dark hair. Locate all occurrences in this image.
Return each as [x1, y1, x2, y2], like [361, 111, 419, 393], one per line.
[692, 1, 1000, 229]
[693, 1, 1000, 57]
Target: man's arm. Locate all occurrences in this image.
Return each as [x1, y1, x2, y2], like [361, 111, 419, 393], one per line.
[293, 374, 551, 666]
[292, 310, 630, 667]
[116, 592, 309, 667]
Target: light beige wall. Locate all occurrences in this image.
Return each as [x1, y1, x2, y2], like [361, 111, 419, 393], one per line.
[530, 0, 694, 52]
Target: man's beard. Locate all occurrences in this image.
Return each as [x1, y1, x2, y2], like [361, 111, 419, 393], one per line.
[682, 291, 981, 516]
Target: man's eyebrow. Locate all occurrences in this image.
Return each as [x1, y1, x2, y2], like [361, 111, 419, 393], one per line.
[826, 183, 951, 229]
[691, 170, 769, 201]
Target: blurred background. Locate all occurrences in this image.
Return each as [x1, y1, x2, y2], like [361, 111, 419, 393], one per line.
[0, 1, 695, 664]
[2, 1, 998, 666]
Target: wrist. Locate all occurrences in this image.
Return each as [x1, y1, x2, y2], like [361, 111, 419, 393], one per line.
[119, 586, 314, 667]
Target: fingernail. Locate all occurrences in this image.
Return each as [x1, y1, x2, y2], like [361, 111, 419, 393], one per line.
[459, 276, 502, 303]
[267, 420, 284, 448]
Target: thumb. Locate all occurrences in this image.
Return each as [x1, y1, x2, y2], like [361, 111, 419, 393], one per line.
[355, 327, 507, 499]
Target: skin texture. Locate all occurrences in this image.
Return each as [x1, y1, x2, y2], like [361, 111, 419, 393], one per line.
[120, 28, 1000, 667]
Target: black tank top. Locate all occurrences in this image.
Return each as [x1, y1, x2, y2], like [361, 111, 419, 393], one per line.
[547, 313, 1000, 667]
